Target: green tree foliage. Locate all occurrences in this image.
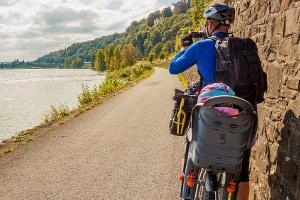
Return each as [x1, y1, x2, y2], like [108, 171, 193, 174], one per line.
[159, 51, 166, 59]
[162, 7, 173, 18]
[31, 33, 123, 68]
[132, 31, 148, 56]
[105, 44, 117, 71]
[63, 57, 72, 69]
[150, 30, 162, 46]
[191, 0, 210, 28]
[112, 47, 121, 70]
[91, 52, 96, 69]
[121, 44, 139, 67]
[148, 52, 156, 63]
[163, 41, 175, 55]
[71, 57, 84, 69]
[95, 49, 106, 72]
[152, 42, 164, 56]
[147, 11, 162, 27]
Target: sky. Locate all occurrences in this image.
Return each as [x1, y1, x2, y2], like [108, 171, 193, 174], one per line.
[0, 0, 175, 62]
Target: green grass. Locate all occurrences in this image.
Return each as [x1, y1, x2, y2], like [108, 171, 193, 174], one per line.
[43, 105, 70, 124]
[78, 61, 154, 107]
[177, 73, 189, 88]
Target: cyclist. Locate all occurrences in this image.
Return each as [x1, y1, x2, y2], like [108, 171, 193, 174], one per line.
[169, 3, 254, 200]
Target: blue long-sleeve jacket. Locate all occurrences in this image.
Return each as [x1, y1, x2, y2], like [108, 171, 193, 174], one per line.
[169, 32, 229, 87]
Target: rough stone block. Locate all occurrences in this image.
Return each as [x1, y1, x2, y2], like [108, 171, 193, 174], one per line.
[298, 44, 300, 60]
[293, 95, 300, 116]
[281, 88, 298, 98]
[266, 124, 278, 142]
[293, 32, 300, 44]
[274, 14, 286, 36]
[285, 7, 300, 36]
[267, 52, 276, 61]
[266, 24, 274, 39]
[286, 78, 300, 90]
[271, 0, 281, 12]
[269, 142, 279, 163]
[268, 65, 283, 98]
[281, 0, 292, 10]
[279, 37, 295, 57]
[258, 106, 266, 130]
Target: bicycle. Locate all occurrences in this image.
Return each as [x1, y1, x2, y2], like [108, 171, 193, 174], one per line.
[177, 95, 257, 200]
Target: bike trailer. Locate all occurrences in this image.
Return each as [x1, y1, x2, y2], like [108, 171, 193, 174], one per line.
[190, 95, 257, 174]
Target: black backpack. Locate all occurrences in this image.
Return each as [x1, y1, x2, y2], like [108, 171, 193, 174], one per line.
[210, 36, 267, 104]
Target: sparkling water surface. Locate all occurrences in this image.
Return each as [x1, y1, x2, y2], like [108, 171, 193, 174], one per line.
[0, 69, 105, 141]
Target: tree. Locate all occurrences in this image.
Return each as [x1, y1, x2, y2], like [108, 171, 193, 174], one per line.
[63, 57, 72, 69]
[95, 49, 107, 72]
[121, 44, 139, 67]
[150, 30, 162, 46]
[104, 44, 116, 70]
[133, 31, 148, 55]
[163, 30, 173, 41]
[159, 51, 166, 59]
[148, 52, 156, 63]
[147, 11, 162, 27]
[162, 7, 173, 18]
[112, 47, 121, 70]
[191, 0, 209, 28]
[163, 41, 175, 54]
[152, 42, 164, 57]
[71, 57, 83, 69]
[90, 52, 96, 69]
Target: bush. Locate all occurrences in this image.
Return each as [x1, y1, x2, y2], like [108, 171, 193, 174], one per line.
[148, 52, 156, 63]
[78, 85, 93, 106]
[43, 105, 70, 124]
[77, 62, 153, 107]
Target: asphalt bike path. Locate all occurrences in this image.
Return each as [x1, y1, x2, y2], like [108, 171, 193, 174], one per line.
[0, 68, 185, 200]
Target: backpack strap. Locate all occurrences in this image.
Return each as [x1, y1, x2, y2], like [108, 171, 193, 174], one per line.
[209, 36, 232, 69]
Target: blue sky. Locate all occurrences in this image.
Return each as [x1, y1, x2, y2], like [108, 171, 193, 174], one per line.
[0, 0, 175, 61]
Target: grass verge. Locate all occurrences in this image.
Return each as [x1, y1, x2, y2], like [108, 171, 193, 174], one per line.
[177, 73, 189, 88]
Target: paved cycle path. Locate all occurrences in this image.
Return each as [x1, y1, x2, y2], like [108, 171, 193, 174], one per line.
[0, 68, 185, 200]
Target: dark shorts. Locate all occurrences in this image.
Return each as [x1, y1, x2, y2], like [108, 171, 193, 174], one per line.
[239, 149, 251, 182]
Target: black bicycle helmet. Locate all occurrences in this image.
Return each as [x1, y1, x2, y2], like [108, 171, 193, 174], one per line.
[204, 3, 235, 25]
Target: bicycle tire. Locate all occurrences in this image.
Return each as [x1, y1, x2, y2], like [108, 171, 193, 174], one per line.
[201, 188, 215, 200]
[218, 187, 228, 200]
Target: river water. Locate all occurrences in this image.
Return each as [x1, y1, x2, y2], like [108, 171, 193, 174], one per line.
[0, 69, 105, 141]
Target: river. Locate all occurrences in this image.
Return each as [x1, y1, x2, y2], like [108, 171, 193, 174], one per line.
[0, 69, 105, 141]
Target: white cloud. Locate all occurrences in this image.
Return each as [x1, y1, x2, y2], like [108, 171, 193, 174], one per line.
[0, 0, 174, 61]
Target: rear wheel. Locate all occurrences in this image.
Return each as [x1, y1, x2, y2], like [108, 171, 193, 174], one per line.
[202, 190, 215, 200]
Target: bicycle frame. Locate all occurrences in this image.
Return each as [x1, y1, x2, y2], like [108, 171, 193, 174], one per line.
[181, 167, 238, 200]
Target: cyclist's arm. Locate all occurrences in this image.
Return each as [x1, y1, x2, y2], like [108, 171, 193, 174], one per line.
[169, 43, 198, 74]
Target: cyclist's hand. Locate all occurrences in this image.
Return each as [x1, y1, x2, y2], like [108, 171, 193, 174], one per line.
[181, 34, 193, 49]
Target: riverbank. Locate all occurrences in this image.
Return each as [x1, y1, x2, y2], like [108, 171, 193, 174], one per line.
[0, 62, 154, 156]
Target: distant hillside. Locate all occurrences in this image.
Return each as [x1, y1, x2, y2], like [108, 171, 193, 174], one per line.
[32, 33, 124, 68]
[1, 0, 210, 69]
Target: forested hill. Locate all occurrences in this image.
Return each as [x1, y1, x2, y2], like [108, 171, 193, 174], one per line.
[32, 33, 124, 68]
[1, 0, 210, 69]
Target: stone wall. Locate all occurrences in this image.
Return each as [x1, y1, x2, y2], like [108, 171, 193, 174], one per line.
[185, 0, 300, 199]
[224, 1, 300, 199]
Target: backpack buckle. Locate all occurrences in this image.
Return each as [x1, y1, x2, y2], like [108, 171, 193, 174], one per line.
[222, 60, 231, 66]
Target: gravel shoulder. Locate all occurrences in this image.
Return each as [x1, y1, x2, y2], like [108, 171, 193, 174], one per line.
[0, 68, 185, 200]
